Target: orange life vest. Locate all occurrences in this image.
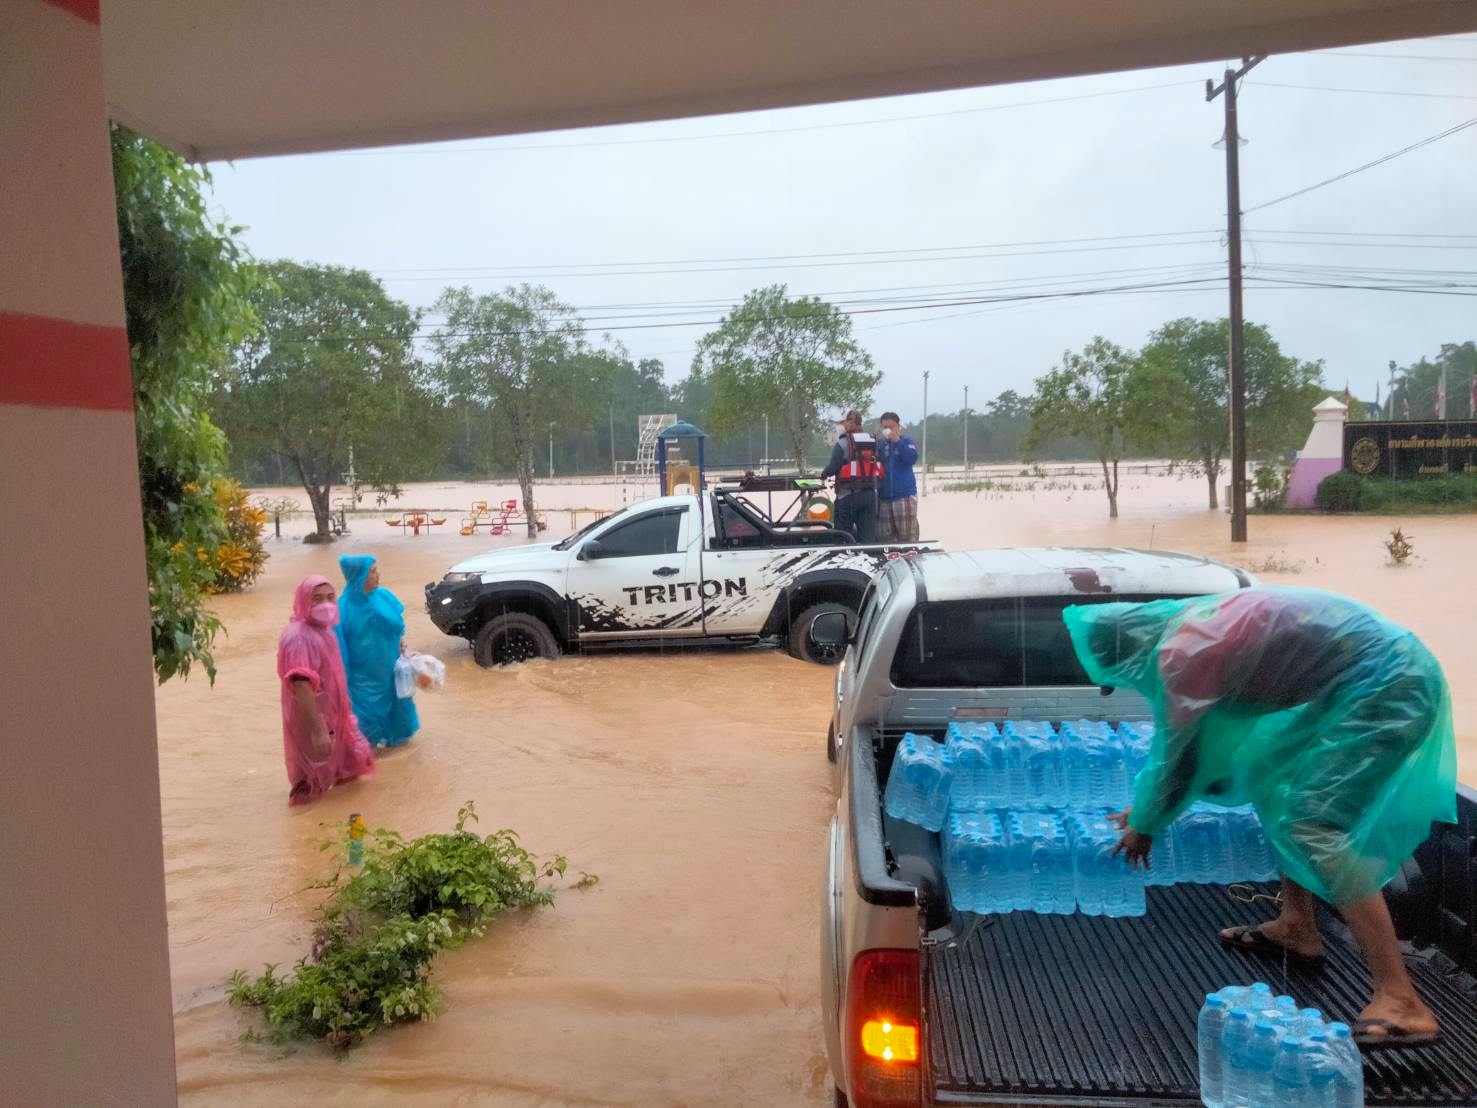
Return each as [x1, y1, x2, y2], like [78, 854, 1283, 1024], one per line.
[836, 431, 884, 491]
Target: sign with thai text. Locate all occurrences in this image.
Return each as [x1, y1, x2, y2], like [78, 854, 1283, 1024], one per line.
[1343, 421, 1477, 478]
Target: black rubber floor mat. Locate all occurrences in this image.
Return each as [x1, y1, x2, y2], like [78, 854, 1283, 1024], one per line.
[925, 882, 1477, 1105]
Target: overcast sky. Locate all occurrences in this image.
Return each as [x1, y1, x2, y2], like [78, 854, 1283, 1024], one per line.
[206, 34, 1477, 420]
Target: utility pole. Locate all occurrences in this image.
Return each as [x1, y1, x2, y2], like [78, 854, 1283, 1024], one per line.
[609, 405, 617, 477]
[1387, 359, 1398, 420]
[548, 427, 555, 479]
[763, 414, 769, 470]
[1207, 55, 1263, 544]
[921, 370, 930, 496]
[962, 385, 970, 473]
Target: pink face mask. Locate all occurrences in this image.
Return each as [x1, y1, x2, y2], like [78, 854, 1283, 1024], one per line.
[309, 602, 339, 627]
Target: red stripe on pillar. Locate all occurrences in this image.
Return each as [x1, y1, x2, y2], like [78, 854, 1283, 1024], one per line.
[0, 312, 132, 412]
[45, 0, 102, 24]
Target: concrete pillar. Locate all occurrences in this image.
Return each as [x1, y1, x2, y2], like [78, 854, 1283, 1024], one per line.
[1285, 396, 1349, 508]
[0, 1, 178, 1102]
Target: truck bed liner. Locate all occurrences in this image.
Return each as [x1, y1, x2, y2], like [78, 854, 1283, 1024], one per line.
[926, 882, 1477, 1106]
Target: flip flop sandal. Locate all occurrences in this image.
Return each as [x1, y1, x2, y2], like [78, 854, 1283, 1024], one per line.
[1352, 1018, 1441, 1050]
[1218, 924, 1326, 966]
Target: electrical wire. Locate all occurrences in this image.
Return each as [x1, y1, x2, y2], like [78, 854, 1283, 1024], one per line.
[1256, 80, 1477, 100]
[1243, 116, 1477, 213]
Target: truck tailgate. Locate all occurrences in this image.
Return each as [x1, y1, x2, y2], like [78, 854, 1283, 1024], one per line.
[925, 883, 1477, 1106]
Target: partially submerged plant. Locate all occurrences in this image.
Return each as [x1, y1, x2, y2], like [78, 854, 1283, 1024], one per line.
[228, 802, 573, 1051]
[1385, 527, 1415, 566]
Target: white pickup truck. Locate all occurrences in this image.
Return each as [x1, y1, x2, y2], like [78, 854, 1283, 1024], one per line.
[813, 547, 1477, 1108]
[425, 480, 935, 666]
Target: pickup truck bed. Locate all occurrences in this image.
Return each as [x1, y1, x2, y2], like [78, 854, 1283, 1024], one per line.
[875, 729, 1477, 1107]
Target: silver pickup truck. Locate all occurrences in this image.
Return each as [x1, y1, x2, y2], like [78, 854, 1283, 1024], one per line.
[812, 548, 1477, 1108]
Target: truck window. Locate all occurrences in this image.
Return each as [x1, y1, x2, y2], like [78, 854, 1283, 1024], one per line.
[853, 571, 894, 664]
[890, 593, 1181, 688]
[595, 509, 684, 558]
[715, 499, 764, 548]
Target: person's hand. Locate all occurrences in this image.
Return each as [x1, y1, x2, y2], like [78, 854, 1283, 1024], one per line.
[1109, 807, 1132, 830]
[1112, 826, 1153, 869]
[311, 722, 332, 759]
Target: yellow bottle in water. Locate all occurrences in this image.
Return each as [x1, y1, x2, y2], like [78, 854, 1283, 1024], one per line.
[348, 812, 367, 866]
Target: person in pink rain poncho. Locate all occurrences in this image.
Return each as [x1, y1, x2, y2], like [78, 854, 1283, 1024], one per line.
[276, 575, 376, 805]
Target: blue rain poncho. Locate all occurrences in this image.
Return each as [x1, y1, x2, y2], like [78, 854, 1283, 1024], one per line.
[338, 554, 419, 748]
[1063, 587, 1455, 905]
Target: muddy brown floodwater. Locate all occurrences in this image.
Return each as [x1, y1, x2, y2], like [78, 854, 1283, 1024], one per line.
[160, 475, 1475, 1106]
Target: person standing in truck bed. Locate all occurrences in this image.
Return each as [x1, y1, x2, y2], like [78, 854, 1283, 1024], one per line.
[821, 409, 882, 544]
[1065, 587, 1456, 1049]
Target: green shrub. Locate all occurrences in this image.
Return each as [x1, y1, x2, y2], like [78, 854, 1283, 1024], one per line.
[1315, 471, 1366, 512]
[1252, 463, 1290, 510]
[228, 803, 569, 1051]
[1360, 474, 1477, 512]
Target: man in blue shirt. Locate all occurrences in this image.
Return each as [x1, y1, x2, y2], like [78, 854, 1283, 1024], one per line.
[876, 411, 919, 542]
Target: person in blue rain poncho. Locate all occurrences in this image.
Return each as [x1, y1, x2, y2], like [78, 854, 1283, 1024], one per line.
[1064, 587, 1456, 1049]
[338, 554, 419, 748]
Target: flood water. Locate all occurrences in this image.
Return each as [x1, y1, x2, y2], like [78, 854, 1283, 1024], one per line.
[160, 474, 1475, 1105]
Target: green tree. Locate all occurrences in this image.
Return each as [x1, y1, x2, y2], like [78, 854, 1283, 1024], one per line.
[430, 284, 605, 536]
[112, 124, 262, 683]
[1132, 318, 1324, 509]
[691, 285, 880, 471]
[1393, 342, 1477, 421]
[216, 261, 440, 540]
[1028, 338, 1136, 517]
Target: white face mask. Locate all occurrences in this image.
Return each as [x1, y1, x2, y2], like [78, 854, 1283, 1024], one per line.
[880, 427, 895, 441]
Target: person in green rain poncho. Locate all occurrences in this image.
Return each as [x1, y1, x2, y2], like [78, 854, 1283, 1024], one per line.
[1064, 587, 1456, 1048]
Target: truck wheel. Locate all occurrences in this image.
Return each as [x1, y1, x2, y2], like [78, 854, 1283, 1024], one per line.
[789, 601, 855, 666]
[474, 612, 559, 667]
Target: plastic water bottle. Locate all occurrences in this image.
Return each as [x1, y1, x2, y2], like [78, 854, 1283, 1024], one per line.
[883, 732, 953, 832]
[1180, 803, 1231, 882]
[1221, 1009, 1257, 1108]
[1001, 725, 1029, 807]
[945, 724, 993, 812]
[1008, 811, 1070, 914]
[1325, 1023, 1364, 1108]
[1146, 813, 1180, 886]
[1272, 1035, 1311, 1107]
[1245, 1019, 1286, 1107]
[1061, 725, 1088, 806]
[1198, 993, 1231, 1107]
[1020, 724, 1064, 805]
[1303, 1032, 1338, 1107]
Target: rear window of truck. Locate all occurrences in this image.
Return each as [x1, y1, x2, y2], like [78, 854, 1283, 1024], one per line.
[889, 593, 1183, 688]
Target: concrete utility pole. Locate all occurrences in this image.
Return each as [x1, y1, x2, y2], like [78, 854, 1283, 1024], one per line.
[1207, 55, 1263, 543]
[549, 427, 555, 479]
[921, 370, 930, 496]
[609, 405, 617, 477]
[962, 384, 970, 473]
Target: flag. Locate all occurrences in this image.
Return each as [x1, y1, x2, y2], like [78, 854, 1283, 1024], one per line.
[1470, 374, 1477, 418]
[1375, 381, 1381, 418]
[1343, 382, 1351, 409]
[1437, 366, 1448, 420]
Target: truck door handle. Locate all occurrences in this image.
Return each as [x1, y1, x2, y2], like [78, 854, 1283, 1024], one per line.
[652, 566, 680, 577]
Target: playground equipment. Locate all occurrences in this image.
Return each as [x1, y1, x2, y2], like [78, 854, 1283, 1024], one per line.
[457, 499, 548, 536]
[657, 420, 706, 497]
[384, 510, 447, 536]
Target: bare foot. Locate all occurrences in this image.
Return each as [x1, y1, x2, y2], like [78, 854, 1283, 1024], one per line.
[1220, 916, 1325, 959]
[1357, 990, 1440, 1039]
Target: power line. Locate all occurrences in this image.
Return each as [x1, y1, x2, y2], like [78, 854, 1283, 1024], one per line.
[1243, 116, 1477, 213]
[1257, 80, 1477, 100]
[1250, 227, 1477, 240]
[1311, 49, 1477, 62]
[310, 80, 1196, 157]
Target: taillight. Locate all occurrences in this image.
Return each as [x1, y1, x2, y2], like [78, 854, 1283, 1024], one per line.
[845, 948, 921, 1108]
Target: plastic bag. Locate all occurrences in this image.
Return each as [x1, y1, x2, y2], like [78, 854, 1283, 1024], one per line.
[408, 652, 446, 692]
[1062, 586, 1456, 904]
[393, 655, 415, 699]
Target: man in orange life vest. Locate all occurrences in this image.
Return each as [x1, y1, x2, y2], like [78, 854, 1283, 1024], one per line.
[821, 409, 883, 544]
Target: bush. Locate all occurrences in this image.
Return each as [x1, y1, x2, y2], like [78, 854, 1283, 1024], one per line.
[207, 479, 269, 592]
[228, 803, 569, 1051]
[1316, 471, 1477, 513]
[1315, 471, 1366, 512]
[1252, 463, 1290, 510]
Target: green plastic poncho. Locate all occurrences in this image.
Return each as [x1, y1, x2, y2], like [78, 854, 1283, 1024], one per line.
[1063, 587, 1456, 905]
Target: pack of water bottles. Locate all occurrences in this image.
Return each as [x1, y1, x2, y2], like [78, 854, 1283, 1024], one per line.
[882, 724, 1281, 914]
[1198, 983, 1364, 1107]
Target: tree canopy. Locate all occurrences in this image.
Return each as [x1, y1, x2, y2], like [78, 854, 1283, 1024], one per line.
[691, 285, 880, 471]
[113, 124, 262, 683]
[215, 261, 442, 540]
[1028, 337, 1137, 518]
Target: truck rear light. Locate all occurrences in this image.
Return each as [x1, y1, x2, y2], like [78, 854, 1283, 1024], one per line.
[846, 948, 921, 1108]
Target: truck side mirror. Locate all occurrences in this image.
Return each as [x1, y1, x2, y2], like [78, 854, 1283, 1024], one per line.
[810, 610, 851, 647]
[580, 538, 605, 561]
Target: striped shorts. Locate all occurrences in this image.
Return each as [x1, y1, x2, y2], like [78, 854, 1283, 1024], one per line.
[879, 496, 919, 543]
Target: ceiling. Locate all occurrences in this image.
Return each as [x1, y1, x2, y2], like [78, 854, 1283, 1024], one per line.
[101, 0, 1477, 161]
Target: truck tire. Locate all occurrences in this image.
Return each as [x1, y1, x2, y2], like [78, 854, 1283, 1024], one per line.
[789, 601, 855, 666]
[473, 612, 560, 667]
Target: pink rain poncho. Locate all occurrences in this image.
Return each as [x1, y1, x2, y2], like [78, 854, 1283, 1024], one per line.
[276, 575, 376, 805]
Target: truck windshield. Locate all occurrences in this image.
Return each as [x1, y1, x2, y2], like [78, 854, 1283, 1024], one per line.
[890, 593, 1184, 688]
[553, 509, 626, 550]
